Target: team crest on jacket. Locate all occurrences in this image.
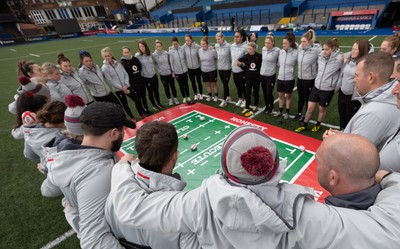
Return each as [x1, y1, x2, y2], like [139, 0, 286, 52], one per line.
[132, 65, 138, 71]
[250, 63, 256, 69]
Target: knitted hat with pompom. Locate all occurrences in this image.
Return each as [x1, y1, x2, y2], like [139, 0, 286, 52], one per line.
[64, 94, 86, 136]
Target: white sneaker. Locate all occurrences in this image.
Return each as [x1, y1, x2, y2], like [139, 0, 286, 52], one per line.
[183, 97, 187, 103]
[283, 113, 289, 119]
[219, 100, 227, 107]
[235, 99, 243, 106]
[213, 96, 218, 102]
[186, 97, 191, 101]
[240, 100, 246, 108]
[168, 98, 173, 106]
[206, 96, 212, 101]
[173, 98, 180, 104]
[194, 94, 199, 101]
[226, 96, 232, 102]
[199, 94, 203, 100]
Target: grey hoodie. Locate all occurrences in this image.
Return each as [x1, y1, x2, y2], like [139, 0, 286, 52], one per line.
[169, 46, 188, 75]
[198, 46, 218, 73]
[47, 79, 72, 102]
[337, 52, 357, 95]
[297, 45, 321, 80]
[22, 124, 61, 162]
[60, 70, 93, 104]
[78, 65, 111, 97]
[344, 80, 400, 151]
[314, 50, 342, 91]
[106, 161, 200, 249]
[260, 46, 280, 76]
[182, 42, 201, 69]
[231, 41, 248, 73]
[215, 40, 232, 70]
[41, 139, 124, 249]
[278, 47, 298, 81]
[152, 50, 173, 76]
[102, 59, 130, 91]
[135, 53, 156, 78]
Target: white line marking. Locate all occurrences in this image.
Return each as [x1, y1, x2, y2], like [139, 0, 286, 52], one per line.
[29, 53, 40, 57]
[369, 35, 377, 41]
[204, 136, 211, 140]
[181, 137, 226, 165]
[289, 156, 316, 184]
[180, 149, 188, 154]
[213, 152, 221, 158]
[40, 229, 75, 249]
[284, 152, 304, 172]
[10, 49, 16, 52]
[200, 160, 208, 166]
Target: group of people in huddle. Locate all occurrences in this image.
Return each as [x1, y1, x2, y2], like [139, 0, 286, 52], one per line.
[6, 28, 400, 248]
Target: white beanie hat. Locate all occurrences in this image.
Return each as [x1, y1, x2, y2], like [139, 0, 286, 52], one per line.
[64, 94, 85, 136]
[220, 125, 284, 186]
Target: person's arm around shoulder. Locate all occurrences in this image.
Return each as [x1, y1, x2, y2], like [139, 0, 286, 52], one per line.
[109, 157, 201, 234]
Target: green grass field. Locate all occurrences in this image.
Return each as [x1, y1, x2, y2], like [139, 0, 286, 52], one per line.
[0, 34, 385, 248]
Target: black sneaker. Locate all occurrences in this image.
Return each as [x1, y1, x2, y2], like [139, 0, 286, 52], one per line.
[264, 107, 273, 114]
[294, 113, 303, 120]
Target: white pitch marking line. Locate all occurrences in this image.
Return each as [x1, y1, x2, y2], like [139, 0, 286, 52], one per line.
[40, 229, 75, 249]
[180, 149, 188, 154]
[284, 152, 304, 173]
[204, 136, 211, 140]
[213, 152, 221, 158]
[29, 53, 40, 57]
[187, 169, 196, 175]
[200, 160, 208, 166]
[10, 49, 16, 52]
[285, 148, 296, 154]
[369, 35, 377, 41]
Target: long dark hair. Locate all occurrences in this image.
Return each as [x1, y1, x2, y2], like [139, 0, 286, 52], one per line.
[15, 92, 48, 128]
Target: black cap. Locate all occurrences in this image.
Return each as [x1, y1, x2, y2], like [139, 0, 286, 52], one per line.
[80, 101, 136, 129]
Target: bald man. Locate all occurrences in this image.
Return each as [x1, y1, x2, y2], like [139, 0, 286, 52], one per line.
[324, 52, 400, 151]
[317, 133, 381, 209]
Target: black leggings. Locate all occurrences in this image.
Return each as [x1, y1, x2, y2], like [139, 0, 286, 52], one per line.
[93, 92, 120, 105]
[114, 91, 135, 118]
[160, 74, 177, 99]
[338, 90, 361, 130]
[175, 72, 190, 98]
[233, 71, 245, 99]
[260, 74, 276, 109]
[144, 75, 161, 107]
[188, 68, 202, 95]
[297, 78, 315, 114]
[245, 78, 260, 109]
[127, 85, 146, 116]
[218, 69, 231, 99]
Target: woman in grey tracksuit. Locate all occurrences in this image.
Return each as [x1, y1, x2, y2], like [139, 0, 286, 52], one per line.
[169, 36, 191, 103]
[153, 40, 179, 106]
[42, 62, 72, 102]
[337, 39, 369, 130]
[57, 53, 93, 104]
[277, 32, 298, 119]
[183, 34, 203, 100]
[101, 47, 135, 119]
[215, 32, 232, 107]
[260, 35, 280, 114]
[78, 50, 120, 105]
[199, 36, 218, 102]
[296, 38, 342, 133]
[135, 39, 163, 110]
[296, 29, 321, 120]
[231, 29, 248, 108]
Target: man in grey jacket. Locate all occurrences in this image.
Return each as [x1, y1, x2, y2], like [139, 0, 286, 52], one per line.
[107, 125, 400, 248]
[41, 102, 135, 249]
[323, 52, 400, 151]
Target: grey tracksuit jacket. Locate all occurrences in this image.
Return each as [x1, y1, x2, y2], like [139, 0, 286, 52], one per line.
[47, 79, 72, 102]
[182, 42, 201, 69]
[169, 46, 188, 75]
[135, 53, 156, 78]
[198, 46, 218, 73]
[215, 40, 232, 70]
[231, 41, 248, 73]
[337, 52, 357, 95]
[314, 50, 342, 91]
[297, 45, 321, 80]
[60, 70, 93, 104]
[278, 47, 298, 81]
[260, 46, 280, 76]
[152, 50, 173, 76]
[78, 65, 111, 97]
[101, 59, 130, 91]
